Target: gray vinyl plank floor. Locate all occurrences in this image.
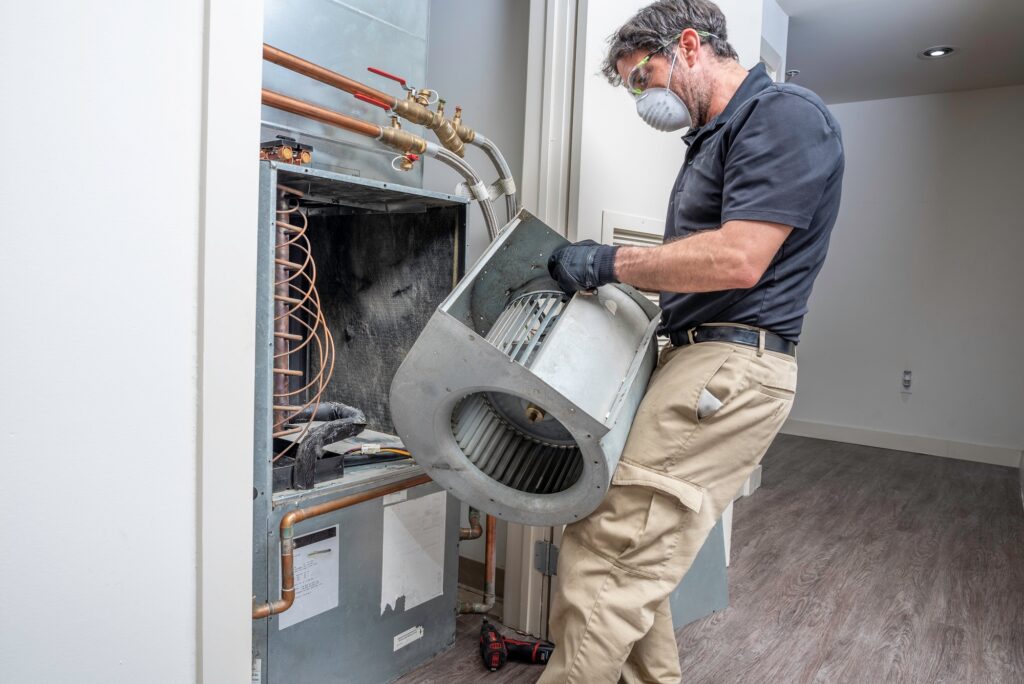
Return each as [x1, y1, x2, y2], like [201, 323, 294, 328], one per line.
[397, 435, 1024, 683]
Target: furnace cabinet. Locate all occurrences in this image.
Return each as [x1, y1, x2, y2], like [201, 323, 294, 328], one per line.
[252, 161, 468, 683]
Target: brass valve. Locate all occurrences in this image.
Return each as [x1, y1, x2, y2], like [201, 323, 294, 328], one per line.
[379, 126, 428, 155]
[415, 88, 433, 107]
[452, 105, 475, 144]
[393, 153, 420, 172]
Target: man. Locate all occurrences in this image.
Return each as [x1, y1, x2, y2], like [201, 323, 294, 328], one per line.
[539, 1, 844, 682]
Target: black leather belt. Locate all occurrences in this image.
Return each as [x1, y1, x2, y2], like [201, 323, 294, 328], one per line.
[670, 325, 796, 356]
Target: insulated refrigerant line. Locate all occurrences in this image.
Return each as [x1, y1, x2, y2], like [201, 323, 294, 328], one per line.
[424, 141, 501, 240]
[260, 89, 500, 239]
[468, 131, 518, 222]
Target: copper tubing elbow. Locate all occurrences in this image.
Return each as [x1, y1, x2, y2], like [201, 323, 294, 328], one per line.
[460, 507, 483, 540]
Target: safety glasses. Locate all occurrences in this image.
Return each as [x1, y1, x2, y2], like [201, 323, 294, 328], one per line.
[626, 30, 720, 96]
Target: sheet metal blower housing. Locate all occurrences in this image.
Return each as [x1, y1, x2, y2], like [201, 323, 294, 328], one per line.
[390, 212, 660, 526]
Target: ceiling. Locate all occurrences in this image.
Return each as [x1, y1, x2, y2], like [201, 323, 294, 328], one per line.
[779, 0, 1024, 103]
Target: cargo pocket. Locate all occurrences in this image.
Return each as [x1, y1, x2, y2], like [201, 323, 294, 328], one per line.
[612, 459, 705, 513]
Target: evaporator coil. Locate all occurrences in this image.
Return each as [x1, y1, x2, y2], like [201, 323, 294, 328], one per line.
[391, 212, 660, 525]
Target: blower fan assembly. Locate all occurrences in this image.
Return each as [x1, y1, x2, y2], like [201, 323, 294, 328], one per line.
[391, 212, 660, 525]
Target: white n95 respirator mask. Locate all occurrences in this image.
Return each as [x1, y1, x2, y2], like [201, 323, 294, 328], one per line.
[634, 48, 692, 132]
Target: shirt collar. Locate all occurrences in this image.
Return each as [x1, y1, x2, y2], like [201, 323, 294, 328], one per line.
[682, 63, 773, 145]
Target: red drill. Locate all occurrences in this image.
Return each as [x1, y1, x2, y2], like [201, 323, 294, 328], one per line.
[479, 619, 554, 672]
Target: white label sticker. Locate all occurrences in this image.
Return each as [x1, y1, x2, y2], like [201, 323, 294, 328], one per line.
[381, 491, 447, 614]
[393, 625, 425, 651]
[383, 489, 408, 506]
[251, 657, 262, 683]
[278, 525, 340, 630]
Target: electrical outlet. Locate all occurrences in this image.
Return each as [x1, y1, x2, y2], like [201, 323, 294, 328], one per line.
[901, 369, 912, 394]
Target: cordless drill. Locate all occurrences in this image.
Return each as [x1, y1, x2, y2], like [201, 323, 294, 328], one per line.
[479, 619, 554, 672]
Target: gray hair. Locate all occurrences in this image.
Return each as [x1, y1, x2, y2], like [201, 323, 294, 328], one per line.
[601, 0, 738, 85]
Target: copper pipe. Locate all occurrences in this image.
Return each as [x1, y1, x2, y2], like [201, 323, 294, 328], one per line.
[261, 89, 428, 156]
[262, 89, 382, 138]
[459, 506, 483, 540]
[264, 44, 397, 108]
[263, 43, 465, 156]
[273, 190, 292, 430]
[253, 473, 433, 619]
[458, 514, 498, 614]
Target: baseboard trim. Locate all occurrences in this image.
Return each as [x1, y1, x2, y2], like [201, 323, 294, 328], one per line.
[781, 419, 1022, 469]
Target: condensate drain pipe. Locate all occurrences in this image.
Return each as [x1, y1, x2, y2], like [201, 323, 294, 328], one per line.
[260, 89, 499, 239]
[458, 514, 498, 615]
[460, 506, 483, 540]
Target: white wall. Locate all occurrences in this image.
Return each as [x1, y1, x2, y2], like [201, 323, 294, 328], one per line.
[760, 0, 789, 78]
[571, 0, 765, 243]
[789, 85, 1024, 459]
[0, 2, 261, 682]
[424, 0, 531, 570]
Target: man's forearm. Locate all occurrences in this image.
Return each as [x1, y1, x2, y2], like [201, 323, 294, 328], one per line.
[614, 229, 753, 293]
[613, 220, 793, 293]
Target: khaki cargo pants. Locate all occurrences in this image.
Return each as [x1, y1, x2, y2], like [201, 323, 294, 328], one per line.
[538, 333, 797, 684]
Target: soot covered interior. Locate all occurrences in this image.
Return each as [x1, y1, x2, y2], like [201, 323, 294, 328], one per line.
[307, 205, 463, 434]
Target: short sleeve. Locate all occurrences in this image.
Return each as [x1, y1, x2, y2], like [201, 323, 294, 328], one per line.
[721, 92, 842, 230]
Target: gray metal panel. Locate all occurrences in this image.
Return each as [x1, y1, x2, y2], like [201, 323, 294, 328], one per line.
[275, 164, 466, 212]
[670, 518, 729, 629]
[266, 475, 459, 684]
[263, 0, 430, 185]
[253, 163, 280, 668]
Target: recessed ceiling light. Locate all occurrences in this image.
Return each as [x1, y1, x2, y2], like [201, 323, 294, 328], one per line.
[920, 46, 955, 59]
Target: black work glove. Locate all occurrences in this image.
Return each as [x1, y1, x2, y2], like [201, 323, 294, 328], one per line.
[547, 240, 620, 295]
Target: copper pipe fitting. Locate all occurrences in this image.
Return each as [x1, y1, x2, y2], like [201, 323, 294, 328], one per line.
[253, 473, 433, 619]
[460, 507, 483, 540]
[391, 97, 465, 156]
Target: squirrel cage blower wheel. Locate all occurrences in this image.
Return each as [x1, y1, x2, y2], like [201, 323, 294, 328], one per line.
[390, 212, 660, 525]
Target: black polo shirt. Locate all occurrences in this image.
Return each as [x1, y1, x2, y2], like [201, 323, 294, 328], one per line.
[660, 63, 844, 344]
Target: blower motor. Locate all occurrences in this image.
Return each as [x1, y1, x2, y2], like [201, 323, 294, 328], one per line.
[390, 211, 660, 526]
